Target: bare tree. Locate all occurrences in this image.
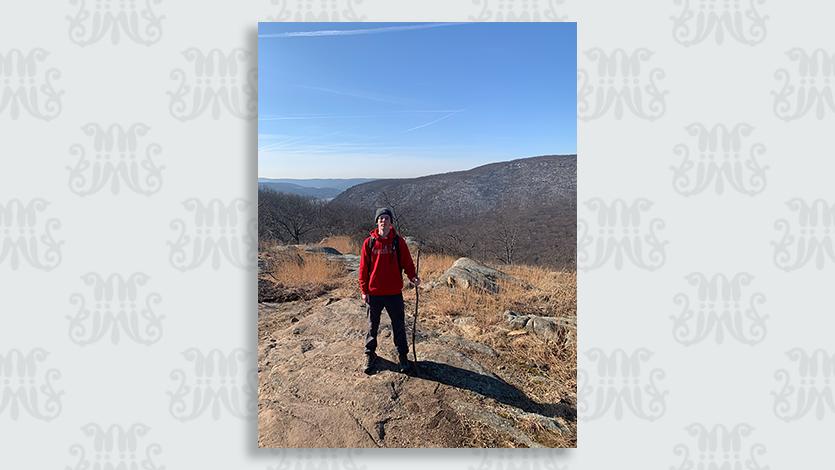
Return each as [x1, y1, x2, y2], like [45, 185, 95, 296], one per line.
[490, 215, 520, 265]
[494, 227, 518, 264]
[258, 197, 276, 242]
[259, 189, 321, 244]
[321, 201, 368, 238]
[439, 229, 477, 258]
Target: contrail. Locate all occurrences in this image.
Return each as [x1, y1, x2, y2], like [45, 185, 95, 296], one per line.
[403, 110, 463, 133]
[258, 110, 466, 121]
[258, 23, 465, 39]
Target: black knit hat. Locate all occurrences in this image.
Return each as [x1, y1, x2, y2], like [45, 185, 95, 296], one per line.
[374, 207, 394, 222]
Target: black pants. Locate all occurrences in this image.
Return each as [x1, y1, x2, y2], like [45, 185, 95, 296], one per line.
[365, 294, 408, 358]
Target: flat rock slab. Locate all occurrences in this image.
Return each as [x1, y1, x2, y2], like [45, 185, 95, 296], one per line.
[258, 298, 569, 448]
[325, 253, 360, 272]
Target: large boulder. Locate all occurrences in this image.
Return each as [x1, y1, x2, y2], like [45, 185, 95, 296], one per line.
[505, 310, 575, 340]
[439, 257, 512, 293]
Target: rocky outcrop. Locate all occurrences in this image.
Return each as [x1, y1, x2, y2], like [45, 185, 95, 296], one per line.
[261, 243, 361, 275]
[308, 244, 362, 272]
[258, 297, 574, 448]
[304, 246, 342, 256]
[438, 257, 513, 293]
[258, 246, 575, 447]
[330, 254, 360, 272]
[505, 310, 575, 340]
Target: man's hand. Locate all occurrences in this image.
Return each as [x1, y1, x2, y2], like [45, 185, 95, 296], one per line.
[410, 277, 421, 287]
[362, 293, 368, 304]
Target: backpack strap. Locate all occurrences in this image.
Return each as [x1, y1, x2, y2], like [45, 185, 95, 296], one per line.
[392, 234, 403, 274]
[365, 237, 375, 271]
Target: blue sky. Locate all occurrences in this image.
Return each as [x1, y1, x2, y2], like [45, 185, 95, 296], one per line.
[258, 22, 576, 179]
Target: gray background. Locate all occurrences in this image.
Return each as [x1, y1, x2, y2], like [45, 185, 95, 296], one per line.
[0, 0, 830, 468]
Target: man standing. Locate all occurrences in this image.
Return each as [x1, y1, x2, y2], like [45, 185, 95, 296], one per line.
[359, 207, 420, 375]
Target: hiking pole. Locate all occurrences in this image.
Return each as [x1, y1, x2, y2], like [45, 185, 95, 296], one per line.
[411, 245, 421, 373]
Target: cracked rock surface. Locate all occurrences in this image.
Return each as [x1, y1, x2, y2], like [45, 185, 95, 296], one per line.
[258, 296, 574, 448]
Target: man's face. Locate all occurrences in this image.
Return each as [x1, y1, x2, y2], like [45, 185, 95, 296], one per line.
[377, 214, 391, 232]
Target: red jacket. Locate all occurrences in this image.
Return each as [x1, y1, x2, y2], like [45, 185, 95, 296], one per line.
[359, 227, 417, 296]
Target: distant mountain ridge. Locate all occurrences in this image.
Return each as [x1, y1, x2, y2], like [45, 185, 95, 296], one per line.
[329, 155, 576, 268]
[258, 178, 376, 200]
[331, 155, 576, 219]
[259, 155, 576, 268]
[258, 181, 340, 200]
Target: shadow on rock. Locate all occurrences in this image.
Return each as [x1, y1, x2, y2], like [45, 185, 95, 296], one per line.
[371, 357, 575, 422]
[419, 360, 576, 421]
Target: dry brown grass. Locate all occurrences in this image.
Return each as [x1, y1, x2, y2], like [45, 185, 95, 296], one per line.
[416, 253, 458, 280]
[414, 258, 577, 441]
[419, 263, 575, 323]
[514, 412, 573, 448]
[319, 235, 359, 255]
[263, 249, 345, 288]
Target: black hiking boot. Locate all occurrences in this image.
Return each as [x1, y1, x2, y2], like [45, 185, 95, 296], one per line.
[398, 355, 414, 375]
[363, 352, 376, 375]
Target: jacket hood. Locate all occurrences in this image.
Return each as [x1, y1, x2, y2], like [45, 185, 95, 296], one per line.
[369, 227, 398, 239]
